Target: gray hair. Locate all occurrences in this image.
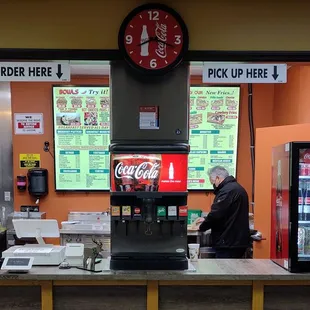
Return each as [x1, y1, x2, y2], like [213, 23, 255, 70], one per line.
[208, 166, 229, 180]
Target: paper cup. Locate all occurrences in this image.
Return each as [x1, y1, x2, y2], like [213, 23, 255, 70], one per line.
[188, 243, 200, 262]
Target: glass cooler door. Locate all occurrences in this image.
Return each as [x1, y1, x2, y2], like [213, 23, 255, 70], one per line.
[297, 148, 310, 262]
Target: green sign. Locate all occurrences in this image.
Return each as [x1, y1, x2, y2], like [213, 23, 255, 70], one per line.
[157, 206, 166, 217]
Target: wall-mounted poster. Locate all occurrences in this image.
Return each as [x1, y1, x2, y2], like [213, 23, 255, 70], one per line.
[52, 86, 110, 191]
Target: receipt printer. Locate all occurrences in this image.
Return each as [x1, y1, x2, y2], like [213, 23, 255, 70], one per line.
[65, 243, 84, 267]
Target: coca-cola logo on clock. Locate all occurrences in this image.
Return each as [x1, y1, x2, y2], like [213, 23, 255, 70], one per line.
[110, 153, 188, 192]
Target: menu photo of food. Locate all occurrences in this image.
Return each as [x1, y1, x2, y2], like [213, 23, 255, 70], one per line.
[196, 97, 209, 109]
[207, 112, 226, 125]
[190, 113, 203, 128]
[100, 97, 110, 110]
[56, 97, 67, 109]
[86, 97, 97, 108]
[84, 111, 98, 126]
[211, 99, 224, 110]
[225, 96, 238, 109]
[71, 97, 83, 108]
[56, 113, 81, 126]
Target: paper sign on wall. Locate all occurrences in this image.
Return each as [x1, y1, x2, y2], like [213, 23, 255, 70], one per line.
[139, 106, 159, 130]
[14, 113, 44, 135]
[19, 154, 41, 169]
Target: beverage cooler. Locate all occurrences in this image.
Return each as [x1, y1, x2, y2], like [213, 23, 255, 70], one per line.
[271, 142, 310, 272]
[109, 143, 189, 270]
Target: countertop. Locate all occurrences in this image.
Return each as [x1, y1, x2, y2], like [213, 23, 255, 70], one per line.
[0, 259, 309, 281]
[59, 229, 207, 236]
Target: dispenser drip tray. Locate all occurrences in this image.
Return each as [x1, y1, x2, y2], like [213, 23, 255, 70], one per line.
[110, 255, 188, 271]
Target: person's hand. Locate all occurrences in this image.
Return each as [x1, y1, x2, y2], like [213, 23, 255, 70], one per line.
[194, 217, 205, 224]
[190, 217, 205, 230]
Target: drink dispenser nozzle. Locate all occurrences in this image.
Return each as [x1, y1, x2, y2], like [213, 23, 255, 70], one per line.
[143, 198, 154, 235]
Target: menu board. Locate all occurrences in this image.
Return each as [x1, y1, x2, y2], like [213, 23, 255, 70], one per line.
[52, 86, 110, 191]
[188, 86, 240, 190]
[52, 85, 239, 192]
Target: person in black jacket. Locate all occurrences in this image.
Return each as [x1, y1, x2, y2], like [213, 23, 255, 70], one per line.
[195, 166, 250, 258]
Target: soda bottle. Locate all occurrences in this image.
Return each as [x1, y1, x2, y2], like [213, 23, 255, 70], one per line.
[140, 25, 149, 57]
[169, 162, 174, 180]
[304, 181, 310, 221]
[299, 181, 305, 221]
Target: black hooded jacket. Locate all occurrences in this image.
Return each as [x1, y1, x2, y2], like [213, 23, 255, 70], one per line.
[199, 176, 250, 249]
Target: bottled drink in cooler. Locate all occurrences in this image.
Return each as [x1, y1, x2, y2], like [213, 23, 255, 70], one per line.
[299, 181, 305, 221]
[304, 181, 310, 221]
[275, 160, 283, 258]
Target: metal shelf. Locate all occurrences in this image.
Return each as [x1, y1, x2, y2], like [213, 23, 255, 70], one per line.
[298, 254, 310, 258]
[299, 176, 310, 179]
[299, 221, 310, 224]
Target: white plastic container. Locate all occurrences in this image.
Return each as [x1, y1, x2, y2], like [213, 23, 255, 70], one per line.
[188, 243, 200, 262]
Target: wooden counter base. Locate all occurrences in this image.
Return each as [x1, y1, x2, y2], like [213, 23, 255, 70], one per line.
[1, 259, 310, 310]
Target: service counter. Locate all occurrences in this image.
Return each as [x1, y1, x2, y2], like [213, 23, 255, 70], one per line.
[0, 259, 310, 310]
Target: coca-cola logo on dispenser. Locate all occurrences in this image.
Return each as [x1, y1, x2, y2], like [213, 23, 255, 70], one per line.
[110, 154, 188, 192]
[114, 156, 160, 181]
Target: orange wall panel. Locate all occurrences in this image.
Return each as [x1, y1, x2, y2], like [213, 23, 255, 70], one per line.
[254, 123, 310, 258]
[273, 67, 301, 126]
[11, 76, 274, 224]
[12, 77, 110, 223]
[273, 66, 310, 126]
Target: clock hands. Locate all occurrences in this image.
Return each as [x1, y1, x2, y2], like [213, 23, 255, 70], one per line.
[156, 38, 175, 48]
[137, 37, 156, 46]
[137, 36, 175, 48]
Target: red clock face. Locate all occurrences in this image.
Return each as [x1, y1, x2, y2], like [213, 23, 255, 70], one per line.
[122, 8, 186, 71]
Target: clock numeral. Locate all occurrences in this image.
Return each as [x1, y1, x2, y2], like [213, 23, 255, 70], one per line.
[126, 35, 133, 44]
[150, 59, 157, 68]
[148, 10, 159, 20]
[174, 35, 181, 45]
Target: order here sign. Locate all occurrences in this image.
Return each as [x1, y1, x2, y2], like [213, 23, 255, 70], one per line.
[203, 63, 287, 84]
[0, 62, 70, 82]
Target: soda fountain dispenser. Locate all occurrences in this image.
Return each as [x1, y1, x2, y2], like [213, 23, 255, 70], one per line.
[109, 144, 189, 270]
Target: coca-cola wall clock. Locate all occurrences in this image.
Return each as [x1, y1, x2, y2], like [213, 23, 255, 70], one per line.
[118, 3, 189, 75]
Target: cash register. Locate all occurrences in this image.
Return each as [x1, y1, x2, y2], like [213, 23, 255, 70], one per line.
[2, 219, 65, 265]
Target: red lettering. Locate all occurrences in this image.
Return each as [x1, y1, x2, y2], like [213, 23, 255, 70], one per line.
[59, 89, 79, 95]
